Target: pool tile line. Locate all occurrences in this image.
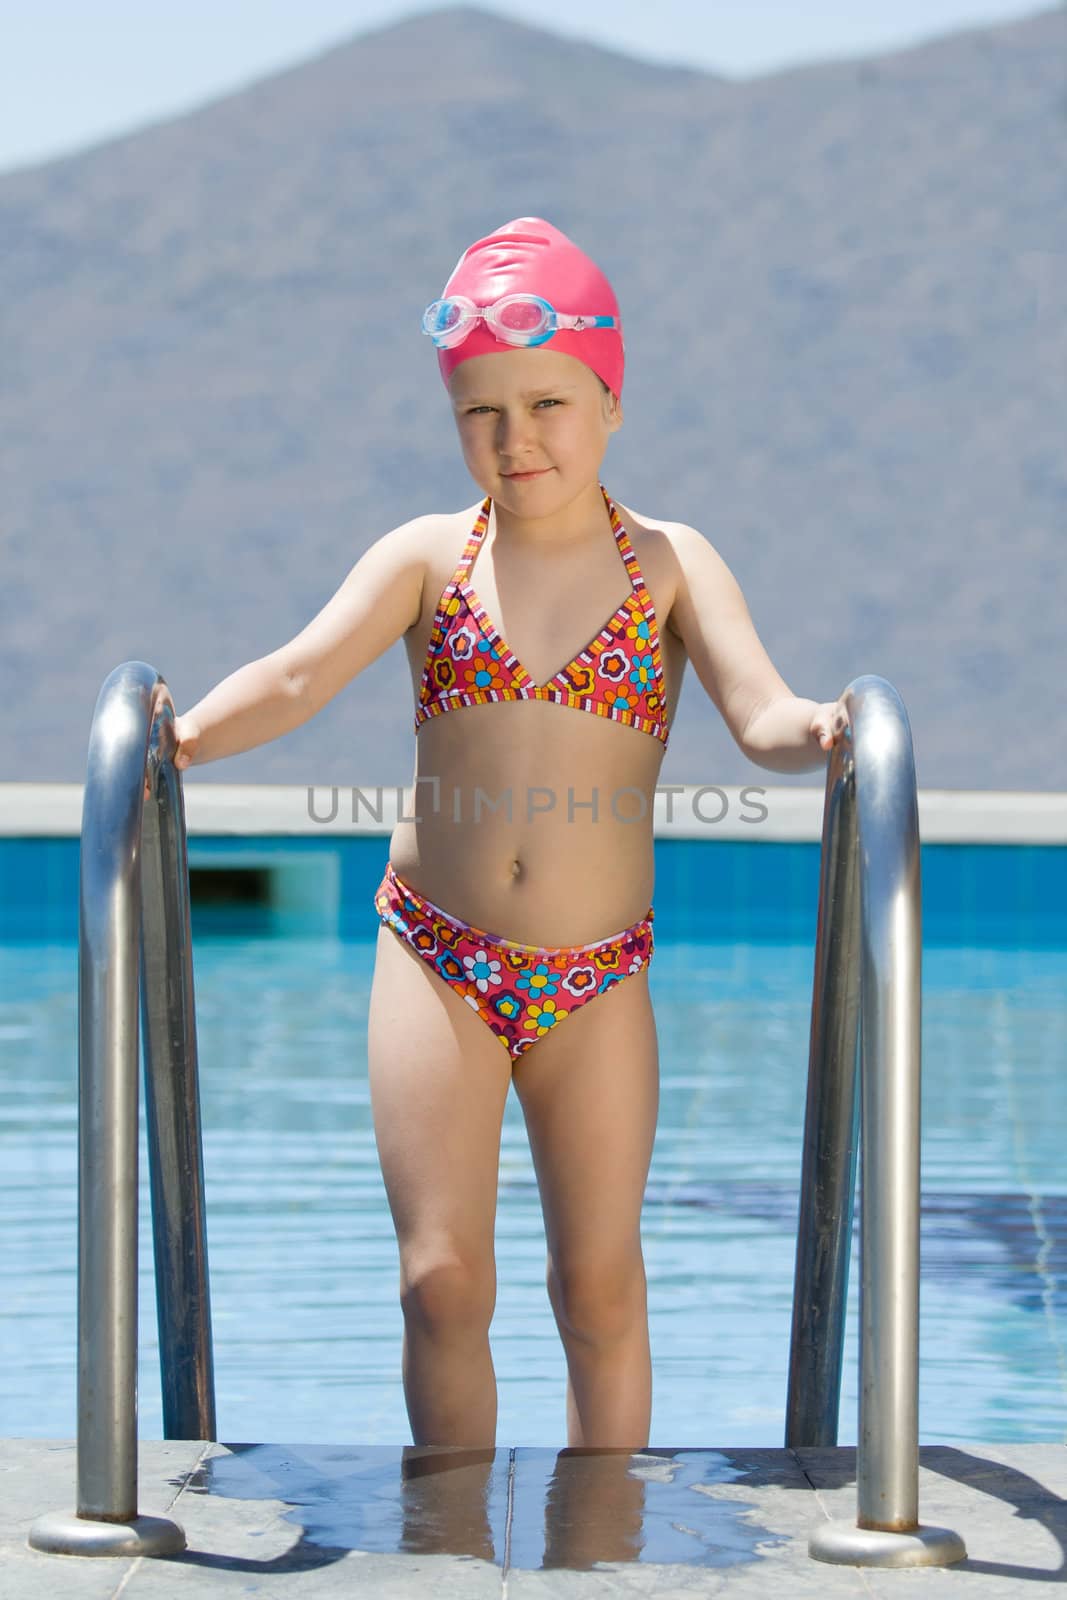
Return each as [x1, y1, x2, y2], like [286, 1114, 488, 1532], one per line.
[501, 1445, 517, 1591]
[168, 1439, 214, 1510]
[1003, 1032, 1067, 1416]
[1027, 1186, 1067, 1415]
[788, 1448, 879, 1597]
[110, 1553, 143, 1600]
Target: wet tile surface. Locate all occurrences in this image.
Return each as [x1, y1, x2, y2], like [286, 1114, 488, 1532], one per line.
[202, 1442, 511, 1564]
[195, 1445, 800, 1570]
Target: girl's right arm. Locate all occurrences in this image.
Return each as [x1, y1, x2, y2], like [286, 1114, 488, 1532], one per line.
[174, 515, 430, 767]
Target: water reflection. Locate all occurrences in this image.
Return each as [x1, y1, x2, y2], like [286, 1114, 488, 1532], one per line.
[397, 1446, 498, 1559]
[540, 1449, 648, 1568]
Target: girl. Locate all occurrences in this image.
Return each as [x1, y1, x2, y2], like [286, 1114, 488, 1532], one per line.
[173, 217, 848, 1450]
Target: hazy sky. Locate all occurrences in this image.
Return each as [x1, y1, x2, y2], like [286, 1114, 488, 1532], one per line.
[1, 0, 1050, 174]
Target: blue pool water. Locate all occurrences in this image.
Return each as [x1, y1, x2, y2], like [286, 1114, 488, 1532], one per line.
[2, 837, 1066, 1446]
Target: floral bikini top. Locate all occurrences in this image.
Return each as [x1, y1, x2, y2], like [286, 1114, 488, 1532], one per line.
[415, 482, 670, 747]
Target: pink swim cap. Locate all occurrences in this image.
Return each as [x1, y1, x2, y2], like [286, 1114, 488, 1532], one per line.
[433, 217, 624, 399]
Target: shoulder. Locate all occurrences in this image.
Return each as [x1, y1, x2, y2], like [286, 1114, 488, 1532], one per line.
[613, 503, 720, 563]
[612, 505, 733, 639]
[372, 503, 488, 636]
[366, 503, 480, 569]
[643, 516, 723, 562]
[373, 508, 455, 553]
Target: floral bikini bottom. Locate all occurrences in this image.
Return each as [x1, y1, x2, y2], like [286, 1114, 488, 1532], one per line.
[373, 862, 655, 1061]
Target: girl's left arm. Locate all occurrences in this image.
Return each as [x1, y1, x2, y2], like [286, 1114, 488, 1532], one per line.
[664, 523, 848, 774]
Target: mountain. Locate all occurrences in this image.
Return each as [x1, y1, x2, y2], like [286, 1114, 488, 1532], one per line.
[1, 4, 1063, 790]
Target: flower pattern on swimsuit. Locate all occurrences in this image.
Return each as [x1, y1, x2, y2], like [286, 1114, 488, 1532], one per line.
[526, 999, 561, 1037]
[464, 949, 502, 992]
[450, 626, 477, 661]
[596, 649, 628, 683]
[374, 863, 654, 1062]
[414, 482, 670, 747]
[559, 661, 596, 696]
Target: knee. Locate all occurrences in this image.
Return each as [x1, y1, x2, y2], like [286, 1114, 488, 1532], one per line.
[400, 1252, 495, 1339]
[548, 1253, 647, 1347]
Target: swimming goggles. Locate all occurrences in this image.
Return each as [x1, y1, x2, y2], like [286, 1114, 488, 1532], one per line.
[421, 293, 620, 350]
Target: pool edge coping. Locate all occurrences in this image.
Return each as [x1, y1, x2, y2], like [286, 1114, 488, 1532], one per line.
[0, 781, 1064, 843]
[4, 777, 1062, 844]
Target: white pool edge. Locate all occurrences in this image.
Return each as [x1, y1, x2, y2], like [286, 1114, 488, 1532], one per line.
[0, 781, 1064, 842]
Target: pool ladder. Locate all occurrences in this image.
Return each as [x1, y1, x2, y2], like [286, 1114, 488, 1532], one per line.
[30, 664, 211, 1558]
[784, 675, 965, 1566]
[30, 661, 965, 1566]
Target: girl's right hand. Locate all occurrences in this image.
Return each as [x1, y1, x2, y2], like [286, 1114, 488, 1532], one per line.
[171, 713, 202, 771]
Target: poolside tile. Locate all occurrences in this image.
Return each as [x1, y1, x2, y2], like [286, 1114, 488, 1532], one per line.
[9, 1440, 1067, 1595]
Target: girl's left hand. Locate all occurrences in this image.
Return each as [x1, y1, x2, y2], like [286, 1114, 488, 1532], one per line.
[810, 700, 850, 753]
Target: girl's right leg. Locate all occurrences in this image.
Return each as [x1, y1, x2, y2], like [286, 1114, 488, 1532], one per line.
[368, 924, 514, 1446]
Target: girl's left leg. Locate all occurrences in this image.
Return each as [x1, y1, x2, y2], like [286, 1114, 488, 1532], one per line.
[510, 966, 659, 1447]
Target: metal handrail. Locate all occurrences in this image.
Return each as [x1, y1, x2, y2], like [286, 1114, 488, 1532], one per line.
[30, 661, 215, 1558]
[785, 722, 862, 1448]
[785, 675, 966, 1567]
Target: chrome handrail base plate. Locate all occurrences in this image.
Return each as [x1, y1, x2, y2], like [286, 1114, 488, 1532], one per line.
[28, 1509, 186, 1558]
[810, 1518, 966, 1567]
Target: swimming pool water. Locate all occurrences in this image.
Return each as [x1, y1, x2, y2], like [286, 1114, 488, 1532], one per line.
[3, 931, 1066, 1447]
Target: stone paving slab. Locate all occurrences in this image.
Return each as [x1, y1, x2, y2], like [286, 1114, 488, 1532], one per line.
[3, 1439, 205, 1599]
[3, 1439, 1066, 1597]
